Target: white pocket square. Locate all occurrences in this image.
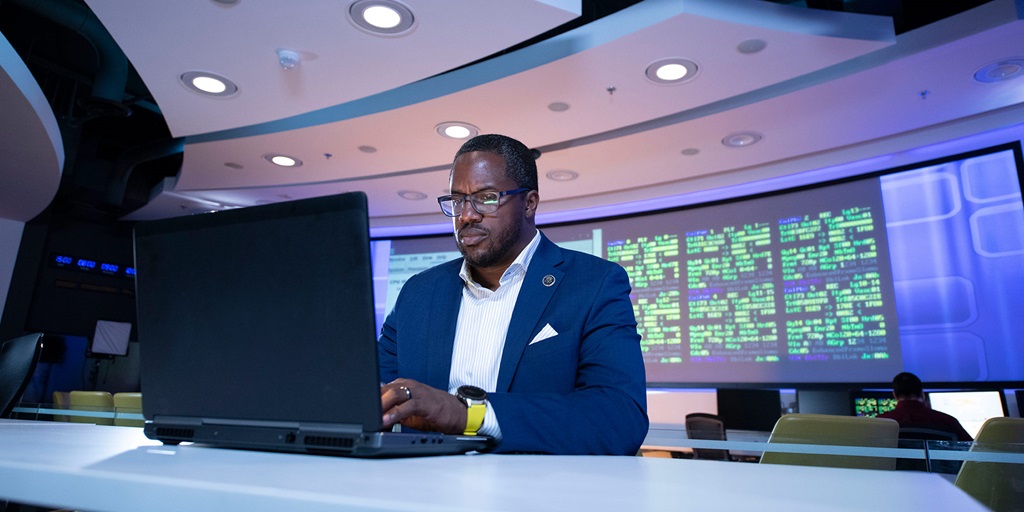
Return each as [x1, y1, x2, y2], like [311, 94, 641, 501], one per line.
[529, 324, 558, 345]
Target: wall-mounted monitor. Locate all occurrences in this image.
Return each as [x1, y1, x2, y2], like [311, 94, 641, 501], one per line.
[851, 390, 898, 417]
[373, 142, 1024, 386]
[715, 388, 781, 432]
[926, 390, 1007, 439]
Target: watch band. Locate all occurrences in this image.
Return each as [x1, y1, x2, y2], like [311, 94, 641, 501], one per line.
[464, 401, 485, 436]
[457, 385, 487, 436]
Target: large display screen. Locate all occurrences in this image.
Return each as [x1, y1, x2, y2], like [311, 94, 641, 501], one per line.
[373, 143, 1024, 385]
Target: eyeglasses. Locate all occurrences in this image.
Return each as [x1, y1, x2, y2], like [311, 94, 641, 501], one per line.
[437, 188, 530, 217]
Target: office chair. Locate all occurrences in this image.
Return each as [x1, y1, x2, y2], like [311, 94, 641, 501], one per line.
[760, 413, 899, 470]
[954, 417, 1024, 512]
[685, 413, 730, 461]
[0, 333, 44, 418]
[897, 427, 960, 473]
[113, 392, 144, 427]
[52, 391, 71, 422]
[69, 390, 115, 425]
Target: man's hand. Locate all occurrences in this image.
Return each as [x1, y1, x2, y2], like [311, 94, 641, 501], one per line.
[380, 379, 467, 434]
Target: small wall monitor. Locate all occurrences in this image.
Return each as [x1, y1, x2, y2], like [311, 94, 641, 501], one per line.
[926, 390, 1007, 439]
[852, 390, 898, 417]
[716, 388, 781, 432]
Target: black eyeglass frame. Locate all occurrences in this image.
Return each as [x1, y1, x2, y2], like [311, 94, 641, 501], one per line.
[437, 187, 531, 217]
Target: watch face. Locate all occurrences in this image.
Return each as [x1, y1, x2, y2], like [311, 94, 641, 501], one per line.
[458, 385, 487, 401]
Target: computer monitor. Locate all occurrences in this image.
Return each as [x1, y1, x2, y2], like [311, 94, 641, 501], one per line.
[716, 388, 781, 432]
[851, 390, 898, 417]
[926, 390, 1007, 439]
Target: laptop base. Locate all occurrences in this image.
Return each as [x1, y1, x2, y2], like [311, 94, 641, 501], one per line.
[144, 420, 492, 457]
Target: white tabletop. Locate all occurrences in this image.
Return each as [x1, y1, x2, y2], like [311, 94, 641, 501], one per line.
[0, 421, 987, 512]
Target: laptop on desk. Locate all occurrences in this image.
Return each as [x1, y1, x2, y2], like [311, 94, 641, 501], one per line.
[133, 192, 491, 457]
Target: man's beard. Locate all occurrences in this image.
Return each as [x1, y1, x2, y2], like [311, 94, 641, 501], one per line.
[457, 214, 523, 269]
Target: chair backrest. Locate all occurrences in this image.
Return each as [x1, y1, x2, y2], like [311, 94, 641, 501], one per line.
[52, 391, 71, 422]
[897, 427, 961, 472]
[760, 413, 900, 470]
[899, 427, 960, 442]
[954, 417, 1024, 511]
[685, 412, 730, 460]
[69, 390, 115, 425]
[0, 333, 44, 418]
[113, 392, 144, 427]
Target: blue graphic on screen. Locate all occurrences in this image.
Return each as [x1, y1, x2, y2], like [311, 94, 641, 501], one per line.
[882, 149, 1024, 382]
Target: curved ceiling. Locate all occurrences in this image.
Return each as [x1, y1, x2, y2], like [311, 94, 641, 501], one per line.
[3, 0, 1023, 235]
[0, 31, 63, 222]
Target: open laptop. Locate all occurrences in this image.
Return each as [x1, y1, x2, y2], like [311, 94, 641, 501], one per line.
[133, 192, 491, 457]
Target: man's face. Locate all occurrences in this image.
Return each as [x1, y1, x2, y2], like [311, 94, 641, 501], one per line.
[450, 151, 533, 270]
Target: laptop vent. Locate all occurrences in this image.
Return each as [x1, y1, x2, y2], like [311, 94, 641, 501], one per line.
[304, 435, 355, 449]
[156, 427, 195, 440]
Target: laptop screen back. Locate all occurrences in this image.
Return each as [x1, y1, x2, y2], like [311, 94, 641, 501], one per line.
[134, 192, 382, 431]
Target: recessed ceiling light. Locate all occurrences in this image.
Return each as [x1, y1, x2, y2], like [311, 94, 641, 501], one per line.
[645, 58, 699, 85]
[398, 190, 427, 200]
[224, 162, 244, 169]
[180, 71, 238, 97]
[358, 145, 378, 153]
[680, 148, 700, 156]
[722, 131, 763, 148]
[546, 170, 579, 182]
[974, 58, 1024, 83]
[263, 154, 302, 167]
[348, 0, 416, 36]
[548, 102, 570, 112]
[435, 122, 479, 140]
[737, 39, 767, 54]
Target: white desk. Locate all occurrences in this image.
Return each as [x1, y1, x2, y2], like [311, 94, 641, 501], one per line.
[0, 421, 987, 512]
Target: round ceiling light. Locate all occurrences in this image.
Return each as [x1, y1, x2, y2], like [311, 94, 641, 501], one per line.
[397, 190, 427, 200]
[263, 154, 303, 167]
[722, 131, 763, 148]
[546, 169, 579, 182]
[435, 122, 479, 140]
[180, 71, 238, 97]
[348, 0, 416, 36]
[645, 58, 699, 85]
[737, 39, 768, 54]
[974, 58, 1024, 83]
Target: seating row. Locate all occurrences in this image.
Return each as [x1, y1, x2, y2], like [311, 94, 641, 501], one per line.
[52, 390, 144, 427]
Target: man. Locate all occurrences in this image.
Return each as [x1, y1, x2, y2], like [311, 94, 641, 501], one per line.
[377, 134, 648, 455]
[877, 372, 973, 441]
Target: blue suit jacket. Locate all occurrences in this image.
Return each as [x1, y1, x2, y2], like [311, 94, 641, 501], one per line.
[378, 233, 649, 455]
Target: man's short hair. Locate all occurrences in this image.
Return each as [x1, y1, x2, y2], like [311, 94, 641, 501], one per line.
[453, 134, 539, 191]
[892, 372, 924, 398]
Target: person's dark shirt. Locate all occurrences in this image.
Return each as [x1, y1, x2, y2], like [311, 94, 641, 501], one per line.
[877, 399, 973, 441]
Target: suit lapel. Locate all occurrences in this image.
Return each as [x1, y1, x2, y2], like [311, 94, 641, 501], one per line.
[496, 235, 564, 391]
[425, 261, 463, 390]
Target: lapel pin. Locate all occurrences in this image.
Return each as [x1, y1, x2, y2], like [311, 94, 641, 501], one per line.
[542, 275, 555, 287]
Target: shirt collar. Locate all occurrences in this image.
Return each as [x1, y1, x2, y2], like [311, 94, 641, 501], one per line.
[459, 230, 541, 288]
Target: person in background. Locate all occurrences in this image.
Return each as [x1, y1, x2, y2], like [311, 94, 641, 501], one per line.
[877, 372, 973, 441]
[377, 134, 648, 455]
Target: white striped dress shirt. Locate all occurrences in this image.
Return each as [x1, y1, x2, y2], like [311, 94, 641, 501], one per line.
[449, 230, 541, 440]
